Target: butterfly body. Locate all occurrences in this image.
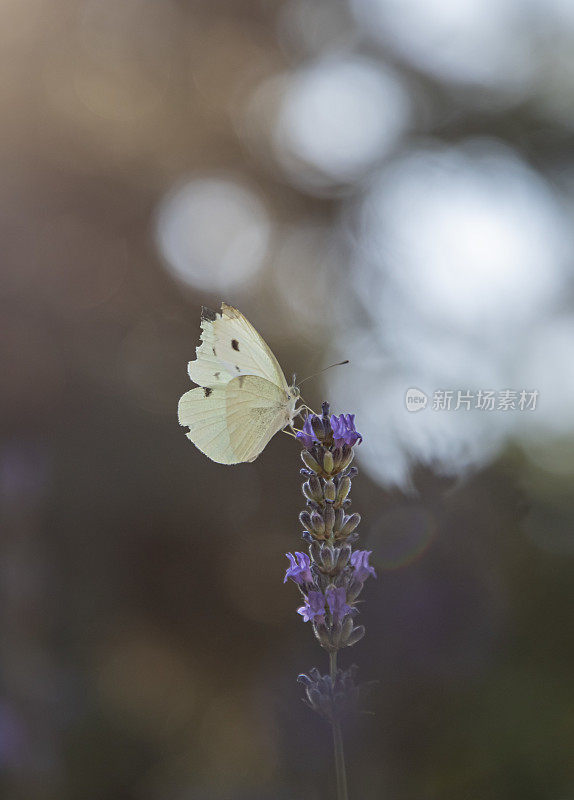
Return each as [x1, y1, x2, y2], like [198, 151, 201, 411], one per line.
[178, 303, 300, 464]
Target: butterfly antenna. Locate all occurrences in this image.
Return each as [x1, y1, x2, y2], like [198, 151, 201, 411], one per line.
[297, 360, 349, 387]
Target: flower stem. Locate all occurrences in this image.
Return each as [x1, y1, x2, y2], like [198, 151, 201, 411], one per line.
[330, 650, 349, 800]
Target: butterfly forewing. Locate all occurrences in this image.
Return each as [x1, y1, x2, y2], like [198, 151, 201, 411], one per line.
[188, 303, 288, 390]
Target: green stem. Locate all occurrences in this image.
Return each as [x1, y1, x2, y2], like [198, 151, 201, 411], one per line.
[330, 650, 349, 800]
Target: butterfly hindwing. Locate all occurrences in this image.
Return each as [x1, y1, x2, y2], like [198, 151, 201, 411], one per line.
[178, 375, 293, 464]
[188, 303, 288, 390]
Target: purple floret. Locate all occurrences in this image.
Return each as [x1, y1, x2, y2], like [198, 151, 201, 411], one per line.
[330, 414, 363, 447]
[325, 586, 353, 623]
[296, 415, 320, 448]
[297, 591, 326, 622]
[284, 552, 313, 586]
[350, 550, 376, 582]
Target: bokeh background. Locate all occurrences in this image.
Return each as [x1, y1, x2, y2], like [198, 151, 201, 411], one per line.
[2, 0, 574, 798]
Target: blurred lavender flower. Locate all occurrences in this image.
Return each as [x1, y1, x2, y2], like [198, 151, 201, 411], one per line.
[298, 664, 374, 724]
[350, 550, 377, 582]
[286, 401, 375, 799]
[325, 586, 354, 623]
[297, 590, 326, 622]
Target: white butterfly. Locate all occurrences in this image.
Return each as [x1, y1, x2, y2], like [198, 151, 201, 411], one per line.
[178, 303, 302, 464]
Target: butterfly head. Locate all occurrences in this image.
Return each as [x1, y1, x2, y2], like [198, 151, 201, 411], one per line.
[289, 382, 300, 400]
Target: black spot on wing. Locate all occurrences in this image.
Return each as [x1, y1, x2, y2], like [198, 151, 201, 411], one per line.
[212, 347, 217, 356]
[201, 306, 218, 322]
[231, 339, 240, 351]
[235, 365, 240, 371]
[203, 387, 213, 397]
[214, 371, 220, 378]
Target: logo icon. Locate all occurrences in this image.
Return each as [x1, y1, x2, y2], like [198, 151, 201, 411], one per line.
[405, 388, 428, 412]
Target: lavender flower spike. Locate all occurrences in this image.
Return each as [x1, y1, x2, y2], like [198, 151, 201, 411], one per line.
[350, 550, 377, 582]
[284, 552, 313, 585]
[286, 402, 372, 800]
[298, 591, 326, 623]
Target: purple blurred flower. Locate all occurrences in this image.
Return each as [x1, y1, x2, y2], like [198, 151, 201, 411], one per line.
[296, 415, 320, 448]
[298, 591, 326, 622]
[330, 414, 362, 447]
[284, 552, 313, 585]
[350, 550, 376, 582]
[325, 587, 353, 623]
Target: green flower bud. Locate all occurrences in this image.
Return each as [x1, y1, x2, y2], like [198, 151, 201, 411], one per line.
[310, 511, 325, 535]
[308, 475, 322, 499]
[339, 513, 360, 538]
[323, 450, 335, 474]
[323, 504, 335, 534]
[336, 476, 351, 505]
[339, 616, 354, 646]
[324, 479, 336, 502]
[345, 625, 365, 648]
[321, 545, 335, 570]
[301, 450, 321, 473]
[299, 511, 312, 530]
[336, 546, 351, 569]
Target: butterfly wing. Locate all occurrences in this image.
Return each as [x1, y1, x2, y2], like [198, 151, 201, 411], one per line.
[188, 303, 289, 390]
[178, 375, 295, 464]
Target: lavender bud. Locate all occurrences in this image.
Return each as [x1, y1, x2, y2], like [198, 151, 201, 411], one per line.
[302, 481, 314, 502]
[299, 510, 312, 530]
[298, 672, 314, 688]
[336, 476, 351, 505]
[346, 577, 364, 603]
[336, 545, 351, 569]
[332, 446, 343, 470]
[313, 622, 332, 650]
[323, 450, 335, 474]
[321, 546, 335, 570]
[345, 625, 365, 647]
[301, 450, 321, 473]
[302, 531, 314, 544]
[309, 474, 322, 498]
[339, 615, 354, 646]
[309, 540, 322, 563]
[339, 446, 355, 472]
[308, 687, 322, 708]
[339, 513, 361, 538]
[324, 479, 336, 502]
[310, 511, 325, 536]
[311, 415, 326, 440]
[323, 504, 335, 535]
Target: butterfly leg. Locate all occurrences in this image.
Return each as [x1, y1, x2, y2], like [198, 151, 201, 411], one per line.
[283, 404, 320, 439]
[295, 403, 318, 419]
[284, 419, 306, 438]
